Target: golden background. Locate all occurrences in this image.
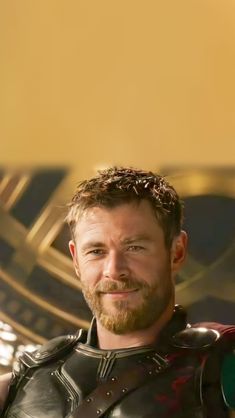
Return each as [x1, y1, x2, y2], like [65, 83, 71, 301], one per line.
[0, 1, 235, 171]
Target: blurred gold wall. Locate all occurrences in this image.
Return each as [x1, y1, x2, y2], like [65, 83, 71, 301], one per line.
[0, 1, 235, 175]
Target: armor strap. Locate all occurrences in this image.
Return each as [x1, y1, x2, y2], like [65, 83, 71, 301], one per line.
[69, 354, 168, 418]
[70, 324, 223, 418]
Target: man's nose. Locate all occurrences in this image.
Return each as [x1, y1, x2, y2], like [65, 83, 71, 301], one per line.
[103, 251, 129, 280]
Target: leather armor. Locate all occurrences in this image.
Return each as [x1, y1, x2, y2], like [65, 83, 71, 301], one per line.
[2, 306, 235, 418]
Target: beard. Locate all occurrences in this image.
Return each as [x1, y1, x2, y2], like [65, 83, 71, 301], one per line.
[81, 267, 173, 334]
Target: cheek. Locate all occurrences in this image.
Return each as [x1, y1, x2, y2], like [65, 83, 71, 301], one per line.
[134, 256, 170, 283]
[78, 259, 102, 285]
[133, 254, 161, 271]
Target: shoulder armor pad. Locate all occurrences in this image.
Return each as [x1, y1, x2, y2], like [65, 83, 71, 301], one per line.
[194, 322, 235, 339]
[20, 328, 87, 368]
[171, 326, 220, 349]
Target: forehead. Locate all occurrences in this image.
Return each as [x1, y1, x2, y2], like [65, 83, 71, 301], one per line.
[73, 200, 163, 240]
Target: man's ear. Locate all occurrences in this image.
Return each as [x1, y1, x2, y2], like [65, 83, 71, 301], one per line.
[171, 230, 188, 275]
[69, 240, 80, 278]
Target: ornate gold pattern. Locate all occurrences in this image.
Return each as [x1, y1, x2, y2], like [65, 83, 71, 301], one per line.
[0, 310, 46, 344]
[0, 268, 89, 329]
[0, 173, 30, 211]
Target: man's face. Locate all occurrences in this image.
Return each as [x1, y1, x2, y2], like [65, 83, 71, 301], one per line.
[70, 200, 186, 334]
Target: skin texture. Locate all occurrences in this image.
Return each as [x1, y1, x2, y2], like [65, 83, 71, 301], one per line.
[69, 200, 187, 349]
[0, 373, 11, 410]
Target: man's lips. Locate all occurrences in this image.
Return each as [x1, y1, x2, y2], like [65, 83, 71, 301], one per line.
[99, 289, 139, 295]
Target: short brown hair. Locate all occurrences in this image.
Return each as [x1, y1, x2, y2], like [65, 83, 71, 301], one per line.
[66, 167, 184, 247]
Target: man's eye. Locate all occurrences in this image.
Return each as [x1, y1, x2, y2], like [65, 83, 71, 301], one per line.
[87, 249, 104, 255]
[127, 245, 144, 252]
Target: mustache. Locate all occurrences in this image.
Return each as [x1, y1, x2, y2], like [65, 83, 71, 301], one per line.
[95, 278, 149, 293]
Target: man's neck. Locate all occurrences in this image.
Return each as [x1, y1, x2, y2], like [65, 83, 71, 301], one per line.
[96, 305, 174, 350]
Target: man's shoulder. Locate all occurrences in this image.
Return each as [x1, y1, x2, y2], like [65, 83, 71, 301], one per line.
[19, 328, 88, 368]
[193, 321, 235, 334]
[172, 321, 235, 349]
[193, 321, 235, 347]
[169, 320, 235, 412]
[0, 329, 88, 415]
[171, 324, 220, 350]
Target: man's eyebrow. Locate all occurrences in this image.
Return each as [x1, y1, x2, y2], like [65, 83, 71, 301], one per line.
[81, 241, 105, 251]
[122, 235, 151, 244]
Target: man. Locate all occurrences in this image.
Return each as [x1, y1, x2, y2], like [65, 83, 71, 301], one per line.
[0, 166, 235, 417]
